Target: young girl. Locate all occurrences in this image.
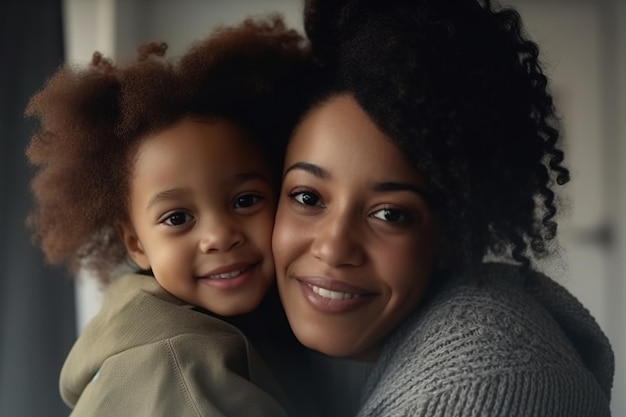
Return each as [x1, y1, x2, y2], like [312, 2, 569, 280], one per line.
[271, 0, 615, 415]
[25, 16, 315, 417]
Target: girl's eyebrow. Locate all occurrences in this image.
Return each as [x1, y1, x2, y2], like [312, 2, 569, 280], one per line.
[283, 162, 330, 179]
[147, 188, 187, 211]
[146, 172, 269, 211]
[226, 171, 271, 186]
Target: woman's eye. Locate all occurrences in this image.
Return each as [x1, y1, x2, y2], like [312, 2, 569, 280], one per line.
[162, 212, 193, 226]
[289, 191, 322, 207]
[234, 194, 262, 209]
[371, 208, 411, 224]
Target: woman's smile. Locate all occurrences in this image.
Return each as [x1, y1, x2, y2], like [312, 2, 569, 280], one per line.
[273, 94, 439, 360]
[294, 274, 377, 313]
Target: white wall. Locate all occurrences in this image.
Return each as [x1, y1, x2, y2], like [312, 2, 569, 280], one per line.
[63, 0, 625, 413]
[504, 1, 625, 412]
[614, 0, 626, 409]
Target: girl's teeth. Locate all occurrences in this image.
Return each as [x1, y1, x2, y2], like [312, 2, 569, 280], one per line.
[210, 268, 245, 279]
[310, 285, 358, 300]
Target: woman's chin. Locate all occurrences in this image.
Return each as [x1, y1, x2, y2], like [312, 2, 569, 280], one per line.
[295, 328, 379, 362]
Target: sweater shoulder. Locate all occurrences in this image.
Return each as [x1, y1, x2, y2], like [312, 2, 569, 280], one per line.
[358, 264, 613, 416]
[385, 263, 602, 377]
[397, 266, 585, 377]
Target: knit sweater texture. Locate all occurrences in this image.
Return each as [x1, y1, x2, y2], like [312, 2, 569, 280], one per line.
[357, 263, 614, 417]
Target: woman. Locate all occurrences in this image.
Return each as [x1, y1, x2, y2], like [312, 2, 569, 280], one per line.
[272, 0, 614, 415]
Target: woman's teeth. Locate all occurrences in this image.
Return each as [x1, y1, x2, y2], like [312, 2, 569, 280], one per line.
[310, 284, 359, 300]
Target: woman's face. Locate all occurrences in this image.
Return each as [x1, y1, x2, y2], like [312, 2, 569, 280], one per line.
[273, 94, 439, 360]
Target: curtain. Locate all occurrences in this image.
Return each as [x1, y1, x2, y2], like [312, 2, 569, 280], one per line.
[0, 1, 76, 416]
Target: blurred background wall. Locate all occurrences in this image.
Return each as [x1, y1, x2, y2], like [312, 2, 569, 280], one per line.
[1, 0, 623, 416]
[0, 1, 77, 416]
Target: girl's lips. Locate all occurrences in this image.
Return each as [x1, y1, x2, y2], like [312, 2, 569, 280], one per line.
[202, 262, 254, 278]
[207, 266, 249, 280]
[296, 276, 376, 314]
[198, 262, 260, 290]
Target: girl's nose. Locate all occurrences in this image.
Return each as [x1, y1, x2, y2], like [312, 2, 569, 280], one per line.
[199, 218, 244, 253]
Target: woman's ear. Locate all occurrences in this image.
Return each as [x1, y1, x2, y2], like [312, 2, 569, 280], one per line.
[115, 221, 150, 270]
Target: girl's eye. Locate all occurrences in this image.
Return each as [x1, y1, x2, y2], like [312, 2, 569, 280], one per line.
[371, 208, 411, 224]
[289, 190, 322, 207]
[234, 194, 262, 209]
[162, 212, 193, 226]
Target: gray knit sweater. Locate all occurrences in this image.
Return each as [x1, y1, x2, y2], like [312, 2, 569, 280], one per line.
[357, 263, 614, 417]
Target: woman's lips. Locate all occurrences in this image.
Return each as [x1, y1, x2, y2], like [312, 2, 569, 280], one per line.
[310, 284, 359, 300]
[296, 276, 376, 314]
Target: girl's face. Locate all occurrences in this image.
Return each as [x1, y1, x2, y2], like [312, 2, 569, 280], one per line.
[273, 94, 439, 360]
[120, 118, 276, 316]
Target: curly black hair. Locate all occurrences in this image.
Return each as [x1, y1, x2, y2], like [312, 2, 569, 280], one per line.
[303, 0, 570, 275]
[26, 15, 313, 282]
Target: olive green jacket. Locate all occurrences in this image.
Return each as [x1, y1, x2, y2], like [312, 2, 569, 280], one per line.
[60, 273, 296, 417]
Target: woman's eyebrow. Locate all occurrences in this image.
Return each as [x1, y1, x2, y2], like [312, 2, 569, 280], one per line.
[283, 162, 330, 179]
[373, 182, 427, 198]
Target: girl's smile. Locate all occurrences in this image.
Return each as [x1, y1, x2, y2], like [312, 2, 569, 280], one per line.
[120, 118, 277, 316]
[197, 261, 262, 290]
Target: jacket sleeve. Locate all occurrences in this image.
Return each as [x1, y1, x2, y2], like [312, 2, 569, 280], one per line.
[68, 332, 291, 417]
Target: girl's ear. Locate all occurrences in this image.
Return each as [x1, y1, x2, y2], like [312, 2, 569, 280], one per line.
[116, 221, 150, 270]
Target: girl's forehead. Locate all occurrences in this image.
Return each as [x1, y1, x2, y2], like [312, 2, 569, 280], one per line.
[132, 119, 270, 183]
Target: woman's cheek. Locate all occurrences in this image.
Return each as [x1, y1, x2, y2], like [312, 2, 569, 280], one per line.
[272, 208, 296, 264]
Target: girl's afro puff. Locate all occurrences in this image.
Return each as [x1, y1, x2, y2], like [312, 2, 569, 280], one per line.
[26, 15, 313, 282]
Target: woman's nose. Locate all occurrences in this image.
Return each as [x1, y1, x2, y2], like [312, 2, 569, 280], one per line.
[199, 218, 244, 253]
[310, 210, 366, 267]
